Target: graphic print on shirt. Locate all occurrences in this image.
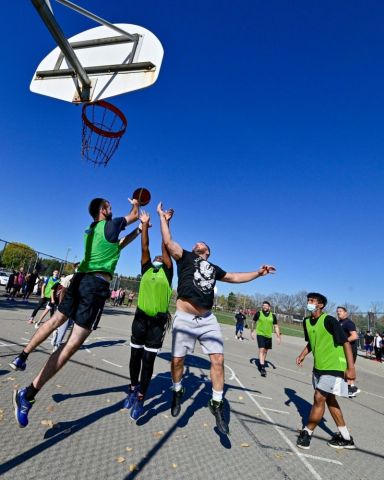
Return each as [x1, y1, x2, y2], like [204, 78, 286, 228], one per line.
[193, 258, 215, 294]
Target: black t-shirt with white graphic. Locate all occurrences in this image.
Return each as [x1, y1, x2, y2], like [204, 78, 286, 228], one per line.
[176, 250, 226, 309]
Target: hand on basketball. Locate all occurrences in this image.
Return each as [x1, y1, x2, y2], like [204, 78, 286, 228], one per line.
[258, 265, 276, 276]
[128, 197, 139, 207]
[164, 208, 174, 223]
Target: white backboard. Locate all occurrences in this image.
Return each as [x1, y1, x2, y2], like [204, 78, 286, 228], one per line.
[30, 23, 164, 103]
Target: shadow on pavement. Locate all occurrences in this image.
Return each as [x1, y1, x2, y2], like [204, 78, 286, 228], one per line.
[249, 357, 276, 370]
[81, 339, 127, 350]
[284, 387, 334, 436]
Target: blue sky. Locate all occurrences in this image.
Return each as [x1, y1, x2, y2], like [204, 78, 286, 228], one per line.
[0, 1, 383, 310]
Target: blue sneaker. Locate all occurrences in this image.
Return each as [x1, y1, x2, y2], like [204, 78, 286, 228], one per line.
[123, 385, 139, 410]
[9, 356, 27, 371]
[13, 388, 35, 428]
[130, 397, 144, 421]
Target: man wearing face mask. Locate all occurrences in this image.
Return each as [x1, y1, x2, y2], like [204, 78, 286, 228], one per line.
[157, 202, 276, 435]
[251, 301, 281, 377]
[296, 293, 356, 450]
[124, 209, 174, 421]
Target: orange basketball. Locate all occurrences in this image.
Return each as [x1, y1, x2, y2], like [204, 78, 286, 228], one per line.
[132, 187, 151, 206]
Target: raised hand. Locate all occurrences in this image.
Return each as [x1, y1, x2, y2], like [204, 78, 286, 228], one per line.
[164, 208, 174, 223]
[139, 210, 150, 225]
[258, 265, 276, 276]
[157, 201, 166, 217]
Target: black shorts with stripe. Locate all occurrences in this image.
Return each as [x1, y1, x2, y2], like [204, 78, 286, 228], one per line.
[58, 273, 110, 330]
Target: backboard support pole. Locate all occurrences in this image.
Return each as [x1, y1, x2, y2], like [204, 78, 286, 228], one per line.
[31, 0, 92, 101]
[55, 0, 138, 42]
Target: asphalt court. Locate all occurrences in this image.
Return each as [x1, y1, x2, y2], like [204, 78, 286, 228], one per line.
[0, 299, 383, 480]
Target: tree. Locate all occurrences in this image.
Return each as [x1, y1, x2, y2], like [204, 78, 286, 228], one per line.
[0, 242, 36, 270]
[227, 292, 237, 310]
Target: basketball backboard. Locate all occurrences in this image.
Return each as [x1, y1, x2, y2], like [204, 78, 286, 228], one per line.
[30, 23, 164, 103]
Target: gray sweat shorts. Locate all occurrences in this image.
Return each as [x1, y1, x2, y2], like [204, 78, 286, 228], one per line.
[312, 373, 348, 397]
[172, 310, 224, 357]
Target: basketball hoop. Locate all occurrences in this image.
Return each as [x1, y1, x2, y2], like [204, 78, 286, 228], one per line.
[81, 100, 127, 166]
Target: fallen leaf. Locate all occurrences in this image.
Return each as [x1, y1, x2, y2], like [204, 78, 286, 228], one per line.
[238, 396, 244, 401]
[274, 453, 283, 459]
[172, 463, 177, 469]
[7, 377, 15, 381]
[0, 409, 4, 414]
[47, 405, 55, 413]
[161, 414, 169, 419]
[56, 385, 62, 389]
[41, 419, 54, 428]
[241, 443, 250, 448]
[153, 431, 164, 437]
[203, 423, 208, 427]
[13, 384, 20, 389]
[126, 447, 133, 452]
[116, 456, 125, 463]
[106, 399, 111, 403]
[128, 464, 138, 472]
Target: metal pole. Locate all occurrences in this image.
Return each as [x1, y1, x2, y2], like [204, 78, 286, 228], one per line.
[31, 0, 92, 94]
[55, 0, 137, 41]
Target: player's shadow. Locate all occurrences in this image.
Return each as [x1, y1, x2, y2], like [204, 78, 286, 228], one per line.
[0, 369, 9, 376]
[284, 388, 333, 436]
[81, 339, 126, 349]
[249, 357, 276, 370]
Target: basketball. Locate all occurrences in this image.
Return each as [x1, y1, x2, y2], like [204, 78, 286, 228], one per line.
[132, 187, 151, 206]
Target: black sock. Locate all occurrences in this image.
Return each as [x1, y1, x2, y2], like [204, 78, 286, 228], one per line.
[25, 383, 39, 401]
[19, 350, 29, 362]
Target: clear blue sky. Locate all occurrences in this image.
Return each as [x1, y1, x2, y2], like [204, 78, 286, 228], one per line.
[1, 1, 383, 310]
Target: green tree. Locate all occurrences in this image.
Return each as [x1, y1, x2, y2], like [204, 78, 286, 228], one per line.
[227, 292, 237, 310]
[0, 242, 36, 270]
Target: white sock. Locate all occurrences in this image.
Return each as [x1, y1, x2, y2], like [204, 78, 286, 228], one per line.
[304, 426, 313, 436]
[338, 425, 350, 440]
[173, 381, 182, 392]
[212, 389, 223, 402]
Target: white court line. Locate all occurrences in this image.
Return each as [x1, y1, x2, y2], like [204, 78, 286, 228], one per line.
[361, 390, 384, 400]
[263, 407, 290, 415]
[298, 453, 343, 465]
[224, 363, 326, 480]
[101, 359, 123, 368]
[249, 393, 273, 400]
[0, 342, 18, 347]
[21, 337, 30, 342]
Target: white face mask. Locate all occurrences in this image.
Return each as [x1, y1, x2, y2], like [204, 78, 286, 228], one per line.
[152, 261, 163, 269]
[307, 303, 317, 312]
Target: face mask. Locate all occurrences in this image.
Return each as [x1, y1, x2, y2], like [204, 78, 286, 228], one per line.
[307, 303, 317, 312]
[152, 261, 163, 269]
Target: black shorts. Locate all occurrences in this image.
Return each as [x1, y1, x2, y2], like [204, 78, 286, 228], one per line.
[131, 308, 169, 351]
[257, 335, 272, 350]
[58, 273, 110, 330]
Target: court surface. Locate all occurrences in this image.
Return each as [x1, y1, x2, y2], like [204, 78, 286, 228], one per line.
[0, 298, 383, 480]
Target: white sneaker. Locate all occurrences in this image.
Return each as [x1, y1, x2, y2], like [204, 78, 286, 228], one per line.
[34, 322, 40, 329]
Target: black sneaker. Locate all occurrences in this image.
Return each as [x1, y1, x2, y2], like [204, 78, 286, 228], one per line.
[260, 366, 267, 377]
[348, 386, 360, 398]
[208, 399, 229, 435]
[171, 387, 184, 417]
[296, 429, 311, 449]
[327, 433, 356, 449]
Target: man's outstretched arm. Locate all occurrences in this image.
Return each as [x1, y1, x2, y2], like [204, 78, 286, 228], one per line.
[124, 198, 140, 225]
[157, 202, 183, 260]
[221, 265, 276, 283]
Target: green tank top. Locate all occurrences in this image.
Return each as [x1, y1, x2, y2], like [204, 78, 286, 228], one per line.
[77, 221, 121, 276]
[44, 276, 59, 299]
[137, 266, 172, 317]
[305, 313, 347, 372]
[256, 310, 274, 338]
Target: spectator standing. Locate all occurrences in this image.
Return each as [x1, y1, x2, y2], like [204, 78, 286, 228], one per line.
[364, 331, 374, 358]
[373, 332, 382, 362]
[234, 308, 246, 341]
